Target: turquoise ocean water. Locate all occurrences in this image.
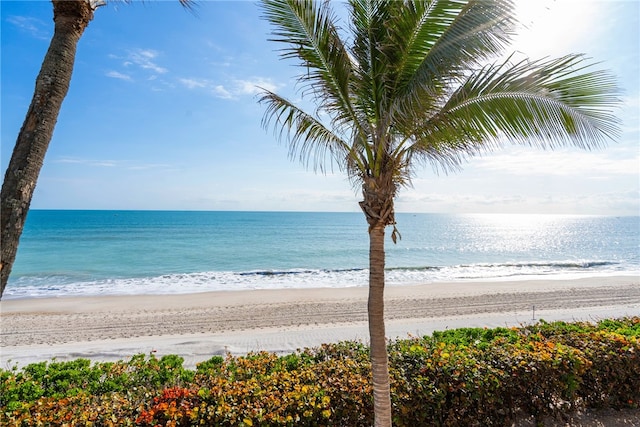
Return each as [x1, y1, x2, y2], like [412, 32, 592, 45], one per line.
[4, 210, 639, 299]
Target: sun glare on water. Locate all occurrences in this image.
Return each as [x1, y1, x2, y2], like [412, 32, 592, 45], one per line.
[461, 213, 588, 254]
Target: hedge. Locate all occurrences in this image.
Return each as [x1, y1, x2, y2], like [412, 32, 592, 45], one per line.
[1, 317, 638, 426]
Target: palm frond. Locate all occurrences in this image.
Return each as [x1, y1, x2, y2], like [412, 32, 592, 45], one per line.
[405, 54, 621, 172]
[348, 0, 396, 122]
[259, 89, 362, 174]
[260, 0, 362, 133]
[390, 0, 515, 115]
[449, 55, 621, 145]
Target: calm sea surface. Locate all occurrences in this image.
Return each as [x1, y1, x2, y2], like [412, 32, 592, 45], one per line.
[4, 210, 639, 299]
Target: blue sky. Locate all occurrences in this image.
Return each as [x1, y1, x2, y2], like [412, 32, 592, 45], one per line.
[2, 0, 638, 215]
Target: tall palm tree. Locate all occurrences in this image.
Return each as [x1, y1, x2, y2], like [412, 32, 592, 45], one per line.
[0, 0, 191, 299]
[258, 0, 620, 425]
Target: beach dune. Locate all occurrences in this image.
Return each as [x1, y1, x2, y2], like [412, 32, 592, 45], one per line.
[1, 276, 638, 370]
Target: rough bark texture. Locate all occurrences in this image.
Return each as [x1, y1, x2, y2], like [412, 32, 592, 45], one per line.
[368, 224, 391, 427]
[0, 0, 94, 299]
[360, 174, 397, 427]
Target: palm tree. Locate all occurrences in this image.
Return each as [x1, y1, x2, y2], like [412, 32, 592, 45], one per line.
[258, 0, 620, 425]
[0, 0, 191, 299]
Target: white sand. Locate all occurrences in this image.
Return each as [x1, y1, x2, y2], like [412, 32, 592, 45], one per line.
[1, 276, 638, 369]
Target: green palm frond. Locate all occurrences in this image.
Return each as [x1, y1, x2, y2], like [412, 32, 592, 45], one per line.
[344, 0, 518, 154]
[261, 0, 361, 133]
[426, 0, 515, 69]
[390, 0, 516, 122]
[259, 89, 361, 173]
[349, 0, 393, 124]
[404, 54, 621, 172]
[448, 54, 621, 146]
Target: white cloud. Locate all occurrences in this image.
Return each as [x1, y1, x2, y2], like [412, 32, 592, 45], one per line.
[212, 188, 357, 212]
[397, 190, 525, 208]
[179, 76, 277, 99]
[105, 70, 132, 81]
[127, 163, 173, 171]
[106, 48, 171, 88]
[93, 161, 118, 167]
[110, 48, 168, 76]
[511, 0, 603, 58]
[234, 77, 277, 95]
[55, 158, 117, 167]
[395, 187, 639, 215]
[179, 78, 210, 89]
[6, 15, 49, 40]
[472, 149, 639, 177]
[53, 157, 171, 171]
[127, 49, 168, 74]
[213, 85, 233, 99]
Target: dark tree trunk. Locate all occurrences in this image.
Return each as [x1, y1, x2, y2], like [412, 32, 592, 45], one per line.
[0, 0, 94, 299]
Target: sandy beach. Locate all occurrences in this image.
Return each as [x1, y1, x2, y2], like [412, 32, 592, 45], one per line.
[1, 276, 638, 370]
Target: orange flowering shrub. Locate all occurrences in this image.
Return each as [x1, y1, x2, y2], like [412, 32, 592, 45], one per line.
[136, 387, 198, 426]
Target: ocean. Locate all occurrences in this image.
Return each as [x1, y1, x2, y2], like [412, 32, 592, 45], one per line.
[4, 210, 639, 299]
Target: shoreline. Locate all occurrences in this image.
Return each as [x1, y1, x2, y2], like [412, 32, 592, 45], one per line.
[1, 276, 638, 369]
[4, 270, 638, 302]
[4, 271, 639, 302]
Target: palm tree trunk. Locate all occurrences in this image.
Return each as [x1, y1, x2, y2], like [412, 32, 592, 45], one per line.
[368, 223, 392, 427]
[0, 0, 94, 299]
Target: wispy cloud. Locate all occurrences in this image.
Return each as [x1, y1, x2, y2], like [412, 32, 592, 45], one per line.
[6, 15, 50, 40]
[397, 191, 526, 207]
[125, 49, 168, 74]
[472, 149, 639, 177]
[55, 158, 118, 167]
[179, 76, 278, 99]
[126, 163, 172, 171]
[396, 187, 639, 215]
[179, 78, 210, 89]
[108, 48, 168, 82]
[54, 157, 172, 171]
[105, 70, 132, 81]
[213, 85, 233, 99]
[234, 78, 277, 95]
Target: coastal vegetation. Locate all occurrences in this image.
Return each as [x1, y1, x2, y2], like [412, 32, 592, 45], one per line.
[2, 317, 638, 426]
[258, 1, 621, 424]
